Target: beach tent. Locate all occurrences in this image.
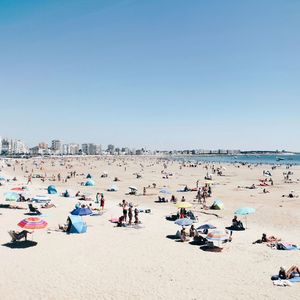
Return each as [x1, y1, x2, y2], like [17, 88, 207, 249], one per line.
[211, 199, 224, 210]
[67, 215, 87, 234]
[47, 185, 57, 194]
[107, 185, 118, 192]
[86, 174, 92, 179]
[85, 179, 95, 186]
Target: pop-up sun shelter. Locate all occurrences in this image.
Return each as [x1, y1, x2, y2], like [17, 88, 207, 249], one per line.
[47, 185, 57, 194]
[211, 199, 224, 210]
[67, 215, 87, 234]
[85, 179, 95, 186]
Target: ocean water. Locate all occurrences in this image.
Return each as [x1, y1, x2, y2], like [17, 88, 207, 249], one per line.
[172, 154, 300, 165]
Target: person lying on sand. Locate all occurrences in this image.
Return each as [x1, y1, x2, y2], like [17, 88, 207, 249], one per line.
[282, 191, 298, 198]
[237, 184, 256, 189]
[253, 233, 281, 244]
[58, 217, 71, 232]
[41, 203, 56, 209]
[279, 266, 300, 279]
[0, 204, 26, 209]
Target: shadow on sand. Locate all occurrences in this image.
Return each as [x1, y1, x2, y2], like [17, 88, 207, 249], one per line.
[200, 245, 223, 252]
[2, 240, 38, 249]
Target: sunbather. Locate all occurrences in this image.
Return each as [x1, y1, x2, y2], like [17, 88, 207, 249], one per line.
[9, 230, 33, 242]
[253, 233, 281, 244]
[0, 204, 26, 209]
[279, 266, 300, 279]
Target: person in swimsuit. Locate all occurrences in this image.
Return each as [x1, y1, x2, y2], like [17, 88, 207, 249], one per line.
[122, 200, 128, 222]
[279, 266, 300, 279]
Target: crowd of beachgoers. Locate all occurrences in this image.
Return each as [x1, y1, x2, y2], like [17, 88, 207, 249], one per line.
[0, 156, 300, 299]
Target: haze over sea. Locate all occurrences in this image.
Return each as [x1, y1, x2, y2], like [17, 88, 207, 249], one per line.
[174, 154, 300, 165]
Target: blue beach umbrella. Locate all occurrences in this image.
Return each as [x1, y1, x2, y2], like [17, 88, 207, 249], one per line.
[235, 207, 256, 215]
[0, 176, 6, 181]
[159, 188, 171, 194]
[234, 207, 256, 228]
[71, 207, 93, 216]
[175, 218, 194, 226]
[4, 192, 20, 201]
[197, 224, 216, 231]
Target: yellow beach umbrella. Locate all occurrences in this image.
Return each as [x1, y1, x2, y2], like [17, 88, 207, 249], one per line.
[176, 202, 192, 209]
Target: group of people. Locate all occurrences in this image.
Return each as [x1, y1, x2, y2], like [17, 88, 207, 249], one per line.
[117, 200, 140, 226]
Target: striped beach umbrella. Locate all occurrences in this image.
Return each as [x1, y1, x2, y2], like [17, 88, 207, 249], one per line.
[206, 230, 228, 241]
[18, 217, 48, 230]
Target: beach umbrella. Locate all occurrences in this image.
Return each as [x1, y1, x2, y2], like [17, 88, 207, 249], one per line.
[18, 217, 48, 230]
[235, 207, 256, 215]
[175, 218, 194, 226]
[207, 230, 228, 241]
[206, 230, 228, 247]
[197, 224, 216, 231]
[204, 180, 214, 184]
[0, 176, 6, 181]
[176, 202, 192, 209]
[234, 207, 255, 228]
[11, 187, 25, 192]
[4, 192, 19, 201]
[129, 186, 137, 191]
[108, 184, 118, 191]
[159, 188, 171, 194]
[71, 207, 92, 216]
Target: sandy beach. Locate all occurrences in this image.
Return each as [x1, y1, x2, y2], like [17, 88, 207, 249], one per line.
[0, 156, 300, 300]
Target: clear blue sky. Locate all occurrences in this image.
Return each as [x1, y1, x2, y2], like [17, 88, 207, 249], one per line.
[0, 0, 299, 151]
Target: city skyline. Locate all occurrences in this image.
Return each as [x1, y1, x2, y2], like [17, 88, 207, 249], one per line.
[1, 1, 300, 151]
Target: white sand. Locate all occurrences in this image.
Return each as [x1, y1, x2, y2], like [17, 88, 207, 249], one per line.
[0, 156, 300, 299]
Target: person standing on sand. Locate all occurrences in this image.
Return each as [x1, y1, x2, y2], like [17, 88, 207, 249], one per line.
[128, 204, 133, 225]
[122, 200, 128, 222]
[27, 174, 32, 185]
[134, 208, 139, 224]
[100, 193, 105, 210]
[95, 192, 100, 203]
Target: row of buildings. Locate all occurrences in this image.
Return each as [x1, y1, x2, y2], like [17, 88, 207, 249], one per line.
[0, 138, 150, 156]
[0, 137, 241, 156]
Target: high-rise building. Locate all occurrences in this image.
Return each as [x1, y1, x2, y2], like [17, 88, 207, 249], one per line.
[51, 140, 62, 154]
[82, 143, 101, 155]
[38, 142, 48, 150]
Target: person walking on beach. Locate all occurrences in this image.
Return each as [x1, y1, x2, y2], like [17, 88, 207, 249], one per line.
[100, 193, 105, 210]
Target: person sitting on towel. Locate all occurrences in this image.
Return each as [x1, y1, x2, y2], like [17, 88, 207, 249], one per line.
[232, 216, 244, 229]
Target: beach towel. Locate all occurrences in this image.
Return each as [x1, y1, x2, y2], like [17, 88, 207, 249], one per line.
[271, 274, 300, 283]
[273, 280, 292, 287]
[277, 242, 299, 250]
